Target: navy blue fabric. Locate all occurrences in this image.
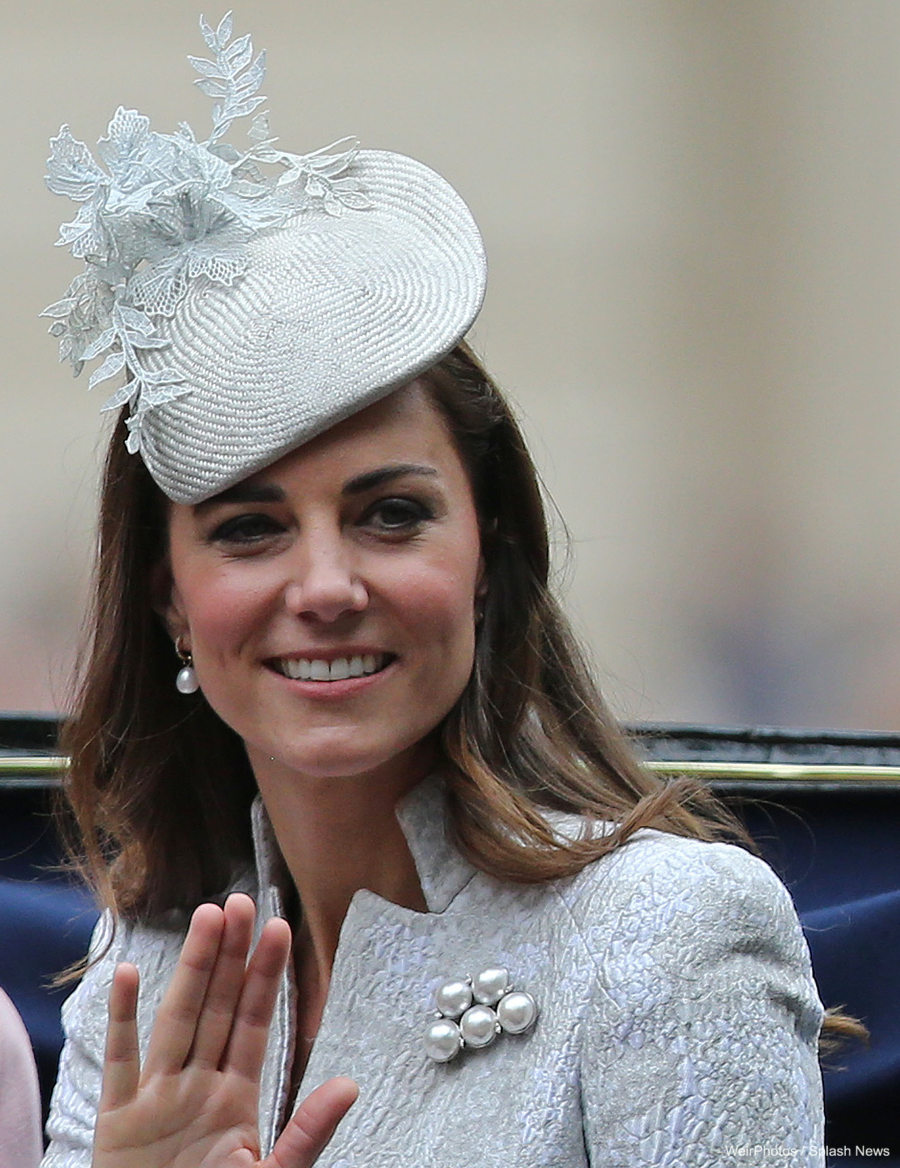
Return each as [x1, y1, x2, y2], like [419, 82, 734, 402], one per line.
[0, 782, 98, 1127]
[805, 890, 900, 1098]
[0, 879, 97, 1125]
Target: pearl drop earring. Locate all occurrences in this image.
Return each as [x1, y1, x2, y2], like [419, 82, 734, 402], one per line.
[175, 636, 200, 695]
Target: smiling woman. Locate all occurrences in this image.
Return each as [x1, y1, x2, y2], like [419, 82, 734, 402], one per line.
[162, 385, 484, 792]
[43, 15, 830, 1168]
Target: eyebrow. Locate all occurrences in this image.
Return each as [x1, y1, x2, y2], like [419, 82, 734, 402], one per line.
[195, 483, 285, 513]
[342, 463, 438, 495]
[195, 463, 438, 512]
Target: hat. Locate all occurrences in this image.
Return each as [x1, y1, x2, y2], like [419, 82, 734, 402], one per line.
[43, 13, 486, 504]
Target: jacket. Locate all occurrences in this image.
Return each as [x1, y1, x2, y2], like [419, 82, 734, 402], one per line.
[43, 775, 825, 1167]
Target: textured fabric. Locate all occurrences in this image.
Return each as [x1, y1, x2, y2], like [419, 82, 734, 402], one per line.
[42, 776, 825, 1167]
[0, 988, 43, 1168]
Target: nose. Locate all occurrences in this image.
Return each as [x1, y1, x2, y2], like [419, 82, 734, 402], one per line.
[282, 528, 368, 623]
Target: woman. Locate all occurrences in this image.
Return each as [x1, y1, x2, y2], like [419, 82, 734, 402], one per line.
[42, 16, 826, 1167]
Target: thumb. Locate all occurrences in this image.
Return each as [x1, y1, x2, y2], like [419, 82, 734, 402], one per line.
[265, 1076, 359, 1168]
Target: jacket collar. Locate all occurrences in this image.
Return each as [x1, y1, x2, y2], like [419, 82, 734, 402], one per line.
[249, 772, 477, 917]
[394, 773, 477, 912]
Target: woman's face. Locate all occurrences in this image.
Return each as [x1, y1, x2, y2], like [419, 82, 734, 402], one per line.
[162, 382, 484, 786]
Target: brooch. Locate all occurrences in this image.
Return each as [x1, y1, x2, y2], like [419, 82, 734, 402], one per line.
[424, 966, 538, 1062]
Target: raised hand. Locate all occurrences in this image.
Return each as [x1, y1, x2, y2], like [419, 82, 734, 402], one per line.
[93, 893, 357, 1168]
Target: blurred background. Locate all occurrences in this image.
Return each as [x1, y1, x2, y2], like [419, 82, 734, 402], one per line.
[4, 0, 900, 730]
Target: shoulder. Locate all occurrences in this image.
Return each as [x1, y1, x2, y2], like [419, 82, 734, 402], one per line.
[44, 911, 176, 1163]
[559, 823, 795, 923]
[59, 911, 185, 1060]
[553, 834, 826, 1158]
[554, 825, 815, 986]
[45, 910, 192, 1162]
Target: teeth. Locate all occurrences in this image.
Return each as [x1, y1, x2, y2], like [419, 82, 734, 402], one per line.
[277, 654, 386, 681]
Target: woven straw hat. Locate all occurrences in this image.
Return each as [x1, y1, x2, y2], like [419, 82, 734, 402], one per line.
[44, 14, 486, 504]
[140, 150, 486, 503]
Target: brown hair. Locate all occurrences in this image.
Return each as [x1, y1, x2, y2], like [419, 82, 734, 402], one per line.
[61, 342, 732, 917]
[60, 343, 860, 1049]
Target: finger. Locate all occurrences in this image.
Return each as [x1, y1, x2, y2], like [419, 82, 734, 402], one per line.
[188, 892, 256, 1069]
[142, 902, 225, 1076]
[265, 1077, 358, 1168]
[99, 963, 141, 1111]
[222, 915, 292, 1081]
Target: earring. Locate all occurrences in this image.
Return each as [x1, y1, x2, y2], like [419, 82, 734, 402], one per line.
[175, 636, 200, 695]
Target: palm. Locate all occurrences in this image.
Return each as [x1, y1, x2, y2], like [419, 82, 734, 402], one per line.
[93, 895, 356, 1168]
[98, 1069, 260, 1166]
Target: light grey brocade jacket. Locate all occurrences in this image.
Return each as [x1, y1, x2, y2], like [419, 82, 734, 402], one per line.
[44, 776, 825, 1168]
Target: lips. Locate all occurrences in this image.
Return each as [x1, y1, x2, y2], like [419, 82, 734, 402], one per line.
[270, 652, 394, 682]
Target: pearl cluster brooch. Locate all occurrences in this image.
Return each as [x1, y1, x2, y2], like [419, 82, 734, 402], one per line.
[424, 967, 538, 1063]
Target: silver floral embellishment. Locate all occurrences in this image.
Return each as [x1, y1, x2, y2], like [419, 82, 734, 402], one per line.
[424, 967, 539, 1063]
[42, 12, 371, 453]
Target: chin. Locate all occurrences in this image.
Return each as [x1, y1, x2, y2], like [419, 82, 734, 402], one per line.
[264, 734, 431, 783]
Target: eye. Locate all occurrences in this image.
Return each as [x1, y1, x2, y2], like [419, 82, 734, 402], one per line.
[363, 497, 434, 532]
[209, 513, 285, 545]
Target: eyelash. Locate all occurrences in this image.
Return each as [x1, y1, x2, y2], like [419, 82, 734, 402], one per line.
[362, 497, 434, 532]
[208, 496, 434, 546]
[209, 514, 283, 545]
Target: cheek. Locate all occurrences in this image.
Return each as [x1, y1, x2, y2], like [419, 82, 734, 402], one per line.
[177, 567, 272, 655]
[394, 554, 480, 655]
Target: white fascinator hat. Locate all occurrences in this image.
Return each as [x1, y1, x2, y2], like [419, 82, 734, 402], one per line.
[43, 13, 487, 504]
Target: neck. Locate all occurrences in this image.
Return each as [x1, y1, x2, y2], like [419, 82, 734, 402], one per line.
[248, 744, 432, 984]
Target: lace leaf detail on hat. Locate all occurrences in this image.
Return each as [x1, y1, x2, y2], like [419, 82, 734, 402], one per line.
[191, 13, 267, 145]
[271, 137, 373, 216]
[42, 11, 370, 453]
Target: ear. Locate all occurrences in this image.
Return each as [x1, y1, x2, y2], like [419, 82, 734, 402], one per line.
[150, 556, 188, 644]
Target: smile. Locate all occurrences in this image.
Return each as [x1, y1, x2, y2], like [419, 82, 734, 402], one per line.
[271, 653, 394, 682]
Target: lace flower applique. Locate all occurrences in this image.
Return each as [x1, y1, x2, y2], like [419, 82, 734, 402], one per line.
[42, 12, 371, 453]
